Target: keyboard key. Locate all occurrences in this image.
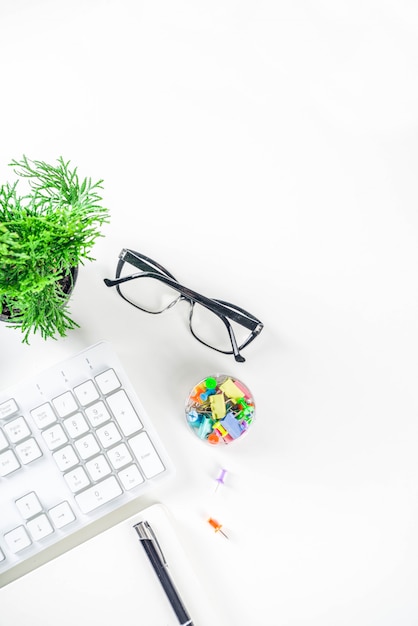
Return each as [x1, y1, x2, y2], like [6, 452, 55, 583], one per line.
[42, 424, 68, 451]
[4, 525, 32, 553]
[0, 398, 18, 419]
[52, 445, 79, 471]
[73, 380, 100, 406]
[85, 401, 112, 428]
[107, 443, 133, 470]
[63, 413, 89, 438]
[64, 466, 91, 493]
[15, 492, 43, 520]
[15, 438, 43, 465]
[52, 391, 78, 418]
[0, 548, 5, 562]
[30, 402, 57, 429]
[107, 390, 143, 436]
[95, 369, 121, 395]
[75, 434, 100, 460]
[49, 501, 76, 529]
[0, 450, 20, 477]
[74, 476, 123, 513]
[27, 514, 54, 541]
[128, 432, 165, 478]
[4, 417, 31, 444]
[118, 464, 144, 490]
[96, 422, 122, 448]
[86, 455, 112, 481]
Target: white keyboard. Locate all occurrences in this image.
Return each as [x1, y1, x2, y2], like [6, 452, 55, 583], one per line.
[0, 341, 174, 576]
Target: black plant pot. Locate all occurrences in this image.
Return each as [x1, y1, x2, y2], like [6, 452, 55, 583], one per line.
[0, 266, 79, 322]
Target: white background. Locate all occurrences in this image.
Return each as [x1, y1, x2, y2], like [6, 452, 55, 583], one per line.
[1, 1, 418, 624]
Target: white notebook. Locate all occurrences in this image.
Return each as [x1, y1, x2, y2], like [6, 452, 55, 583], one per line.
[0, 503, 224, 626]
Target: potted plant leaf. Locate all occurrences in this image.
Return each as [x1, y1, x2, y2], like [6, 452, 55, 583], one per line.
[0, 156, 110, 343]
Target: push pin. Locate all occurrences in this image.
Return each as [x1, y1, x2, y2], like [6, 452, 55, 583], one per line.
[214, 468, 228, 492]
[208, 517, 228, 539]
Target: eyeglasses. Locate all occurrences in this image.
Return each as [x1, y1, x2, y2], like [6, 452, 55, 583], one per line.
[103, 248, 264, 363]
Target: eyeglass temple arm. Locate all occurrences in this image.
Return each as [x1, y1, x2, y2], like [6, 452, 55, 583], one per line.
[103, 272, 262, 333]
[119, 249, 178, 281]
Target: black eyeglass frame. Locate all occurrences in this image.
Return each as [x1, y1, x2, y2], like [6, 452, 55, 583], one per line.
[104, 248, 264, 363]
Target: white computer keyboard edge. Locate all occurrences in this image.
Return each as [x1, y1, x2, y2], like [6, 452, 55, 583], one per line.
[0, 340, 174, 575]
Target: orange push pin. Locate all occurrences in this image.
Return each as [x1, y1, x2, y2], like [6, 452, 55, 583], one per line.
[207, 517, 229, 539]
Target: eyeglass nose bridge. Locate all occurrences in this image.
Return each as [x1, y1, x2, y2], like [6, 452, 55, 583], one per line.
[166, 295, 182, 311]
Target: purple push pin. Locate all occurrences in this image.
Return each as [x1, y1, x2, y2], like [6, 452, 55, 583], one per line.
[214, 468, 228, 492]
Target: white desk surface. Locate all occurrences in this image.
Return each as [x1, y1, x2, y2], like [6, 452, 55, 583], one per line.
[1, 2, 418, 624]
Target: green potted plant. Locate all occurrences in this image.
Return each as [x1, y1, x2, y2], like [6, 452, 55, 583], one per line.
[0, 156, 110, 343]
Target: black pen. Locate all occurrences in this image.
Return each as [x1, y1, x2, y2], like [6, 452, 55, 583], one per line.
[133, 521, 194, 626]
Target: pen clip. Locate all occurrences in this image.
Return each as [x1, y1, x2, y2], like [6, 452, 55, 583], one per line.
[134, 520, 167, 566]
